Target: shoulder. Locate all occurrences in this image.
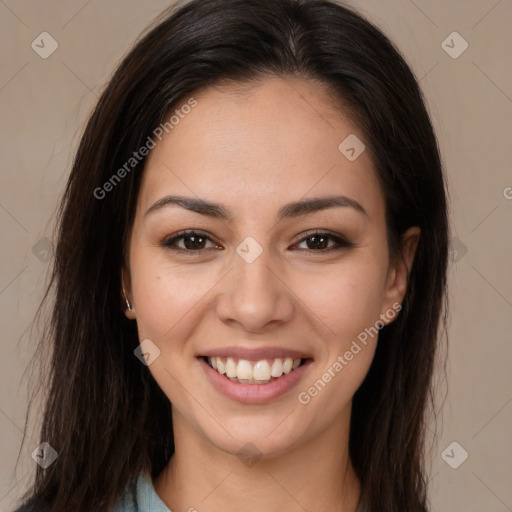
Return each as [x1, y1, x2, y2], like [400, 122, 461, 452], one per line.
[11, 477, 137, 512]
[12, 473, 169, 512]
[110, 477, 138, 512]
[111, 471, 171, 512]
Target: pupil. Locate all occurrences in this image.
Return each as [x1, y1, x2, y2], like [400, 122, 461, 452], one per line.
[185, 235, 205, 250]
[182, 234, 330, 251]
[308, 235, 327, 250]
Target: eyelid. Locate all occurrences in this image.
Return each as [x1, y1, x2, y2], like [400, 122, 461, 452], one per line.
[291, 229, 355, 253]
[162, 228, 355, 256]
[162, 229, 221, 252]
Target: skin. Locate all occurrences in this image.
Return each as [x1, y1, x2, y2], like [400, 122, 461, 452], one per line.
[122, 76, 420, 512]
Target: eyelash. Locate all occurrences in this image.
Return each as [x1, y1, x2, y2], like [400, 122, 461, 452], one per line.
[161, 229, 355, 256]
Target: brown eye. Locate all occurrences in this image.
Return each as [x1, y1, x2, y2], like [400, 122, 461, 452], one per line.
[163, 230, 221, 254]
[293, 231, 354, 254]
[162, 229, 354, 256]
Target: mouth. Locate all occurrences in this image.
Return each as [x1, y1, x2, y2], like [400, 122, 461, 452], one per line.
[201, 355, 311, 385]
[197, 346, 314, 403]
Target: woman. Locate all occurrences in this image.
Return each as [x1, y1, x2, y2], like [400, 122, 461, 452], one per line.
[15, 0, 449, 510]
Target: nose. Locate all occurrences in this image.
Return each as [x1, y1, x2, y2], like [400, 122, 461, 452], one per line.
[215, 241, 295, 333]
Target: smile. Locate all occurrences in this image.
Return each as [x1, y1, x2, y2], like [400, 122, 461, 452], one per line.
[198, 348, 313, 403]
[205, 356, 305, 384]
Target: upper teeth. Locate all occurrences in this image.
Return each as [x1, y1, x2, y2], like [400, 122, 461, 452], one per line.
[208, 357, 302, 381]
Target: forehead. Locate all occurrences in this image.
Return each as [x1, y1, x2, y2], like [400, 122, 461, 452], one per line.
[137, 77, 384, 221]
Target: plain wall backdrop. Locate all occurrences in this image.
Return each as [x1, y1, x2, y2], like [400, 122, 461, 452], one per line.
[1, 1, 511, 511]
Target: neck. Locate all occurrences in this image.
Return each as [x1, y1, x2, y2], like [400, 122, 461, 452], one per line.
[154, 409, 361, 512]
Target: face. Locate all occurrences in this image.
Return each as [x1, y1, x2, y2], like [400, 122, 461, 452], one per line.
[123, 76, 419, 459]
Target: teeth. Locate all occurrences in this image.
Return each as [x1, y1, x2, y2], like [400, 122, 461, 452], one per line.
[236, 359, 253, 380]
[253, 360, 271, 381]
[282, 358, 293, 374]
[271, 358, 283, 377]
[207, 356, 302, 382]
[225, 357, 237, 378]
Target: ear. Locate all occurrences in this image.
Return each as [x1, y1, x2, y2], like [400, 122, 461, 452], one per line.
[121, 267, 136, 319]
[380, 226, 421, 325]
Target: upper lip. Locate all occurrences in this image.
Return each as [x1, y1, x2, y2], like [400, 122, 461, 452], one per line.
[199, 346, 312, 361]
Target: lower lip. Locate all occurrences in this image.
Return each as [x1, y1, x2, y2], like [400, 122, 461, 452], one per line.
[198, 357, 312, 404]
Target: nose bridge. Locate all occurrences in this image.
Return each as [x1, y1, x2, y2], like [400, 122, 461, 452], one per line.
[235, 240, 275, 295]
[216, 234, 294, 331]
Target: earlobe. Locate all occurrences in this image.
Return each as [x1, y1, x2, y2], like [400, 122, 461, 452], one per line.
[121, 268, 136, 319]
[123, 286, 134, 313]
[381, 226, 421, 323]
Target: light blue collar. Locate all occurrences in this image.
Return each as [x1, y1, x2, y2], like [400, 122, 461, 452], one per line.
[112, 471, 171, 511]
[113, 470, 363, 511]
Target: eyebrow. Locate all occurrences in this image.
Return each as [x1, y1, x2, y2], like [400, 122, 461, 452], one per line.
[145, 194, 368, 221]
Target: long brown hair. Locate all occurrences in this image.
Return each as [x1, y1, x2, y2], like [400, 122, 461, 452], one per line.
[15, 1, 449, 510]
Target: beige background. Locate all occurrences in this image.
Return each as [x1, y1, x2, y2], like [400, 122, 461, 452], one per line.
[1, 0, 511, 511]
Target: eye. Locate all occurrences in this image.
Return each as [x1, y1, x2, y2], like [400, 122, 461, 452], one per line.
[161, 229, 354, 256]
[162, 230, 222, 255]
[292, 230, 355, 255]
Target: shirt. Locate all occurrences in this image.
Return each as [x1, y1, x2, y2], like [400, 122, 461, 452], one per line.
[111, 471, 363, 512]
[111, 472, 170, 511]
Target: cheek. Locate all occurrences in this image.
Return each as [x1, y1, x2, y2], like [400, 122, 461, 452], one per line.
[129, 249, 221, 341]
[131, 245, 389, 346]
[294, 263, 385, 416]
[295, 256, 388, 343]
